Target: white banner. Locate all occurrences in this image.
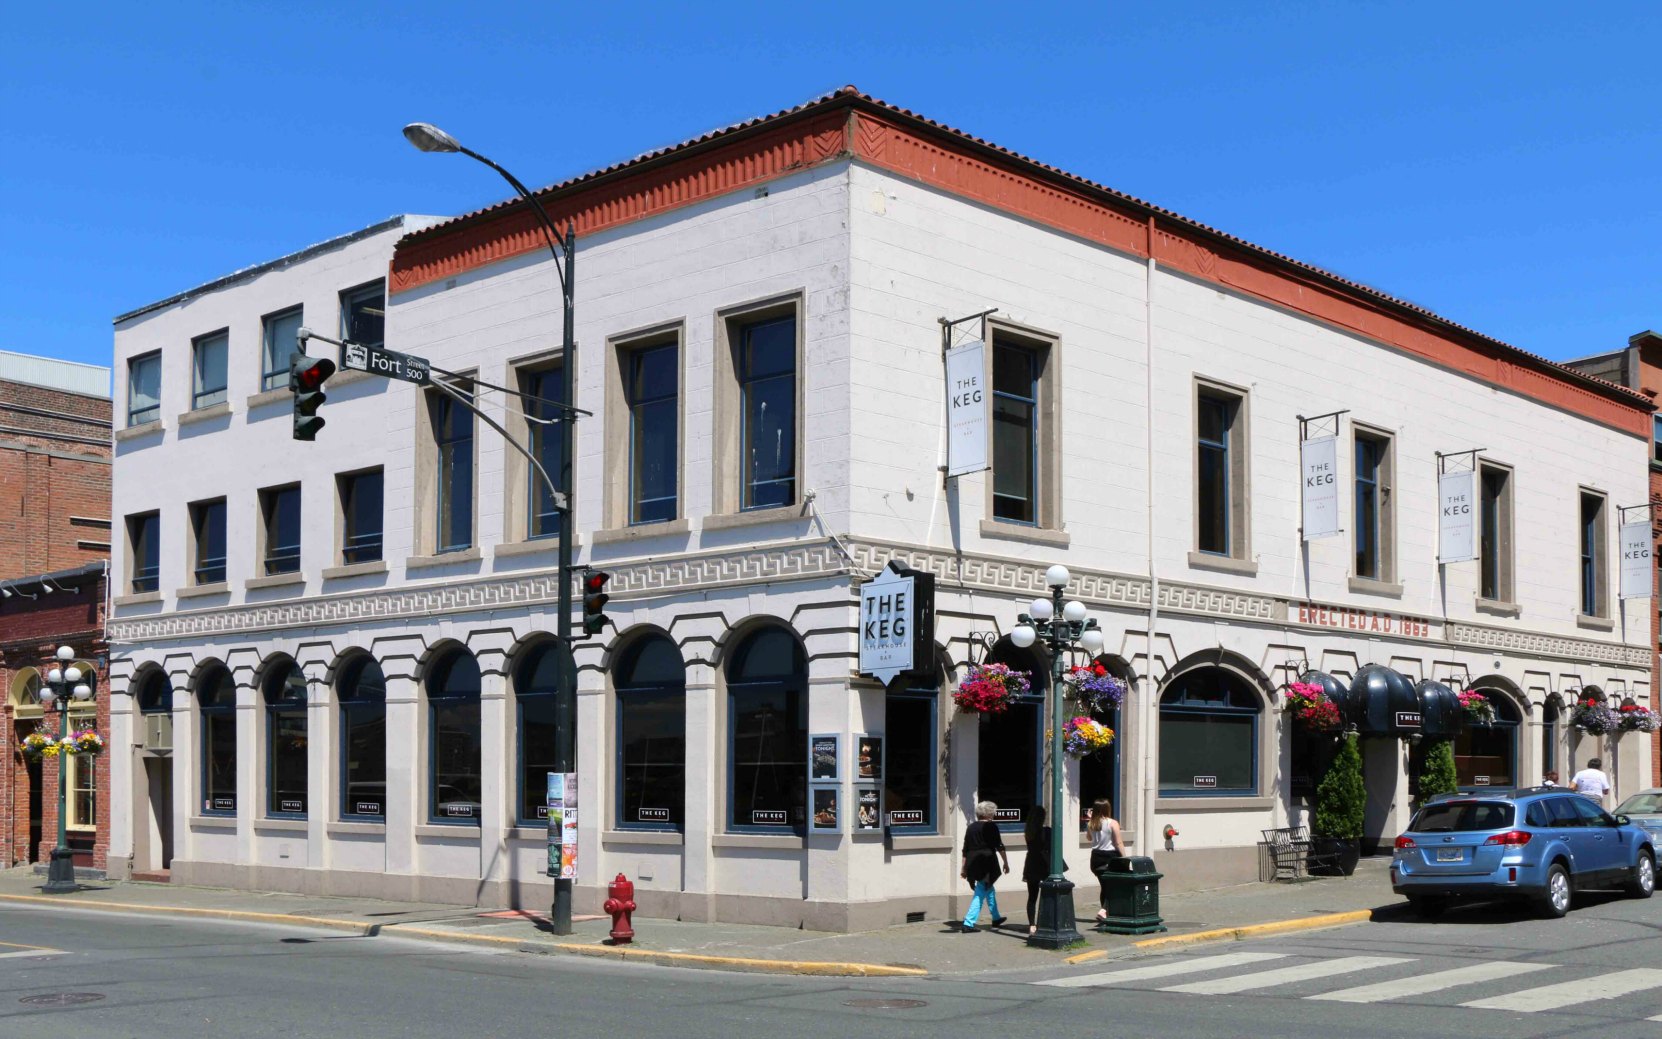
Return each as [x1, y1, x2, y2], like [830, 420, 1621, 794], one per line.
[1621, 519, 1652, 599]
[1438, 470, 1478, 564]
[945, 340, 988, 478]
[1300, 435, 1340, 540]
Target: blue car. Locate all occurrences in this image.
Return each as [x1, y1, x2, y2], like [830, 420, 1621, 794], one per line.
[1391, 788, 1656, 918]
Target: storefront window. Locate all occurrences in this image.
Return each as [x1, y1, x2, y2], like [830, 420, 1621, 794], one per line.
[198, 664, 237, 815]
[427, 649, 482, 824]
[515, 641, 564, 824]
[264, 661, 308, 817]
[615, 635, 686, 830]
[1077, 657, 1127, 830]
[1541, 697, 1560, 780]
[338, 656, 386, 820]
[68, 724, 97, 829]
[1455, 688, 1519, 789]
[1158, 666, 1262, 796]
[978, 642, 1044, 822]
[726, 626, 806, 832]
[886, 683, 938, 832]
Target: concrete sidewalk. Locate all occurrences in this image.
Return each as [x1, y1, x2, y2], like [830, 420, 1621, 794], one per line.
[0, 859, 1399, 977]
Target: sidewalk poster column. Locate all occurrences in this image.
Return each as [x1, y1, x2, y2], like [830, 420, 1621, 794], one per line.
[546, 772, 578, 879]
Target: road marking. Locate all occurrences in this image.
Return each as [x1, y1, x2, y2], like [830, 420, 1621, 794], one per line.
[1162, 955, 1412, 995]
[1308, 961, 1553, 1003]
[1462, 968, 1662, 1012]
[0, 941, 53, 951]
[1035, 952, 1289, 988]
[0, 949, 66, 959]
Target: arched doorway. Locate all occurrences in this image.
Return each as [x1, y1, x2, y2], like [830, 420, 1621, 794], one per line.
[977, 638, 1045, 823]
[9, 668, 43, 863]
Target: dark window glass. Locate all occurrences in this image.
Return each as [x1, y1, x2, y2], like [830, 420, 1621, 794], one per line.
[1580, 494, 1601, 616]
[341, 470, 384, 564]
[199, 666, 237, 814]
[428, 650, 481, 823]
[1480, 468, 1507, 600]
[262, 485, 301, 575]
[978, 645, 1044, 821]
[262, 307, 303, 391]
[128, 352, 161, 425]
[1547, 797, 1584, 827]
[1569, 797, 1615, 827]
[1453, 690, 1518, 789]
[129, 512, 160, 593]
[1411, 801, 1515, 832]
[886, 688, 936, 831]
[629, 344, 679, 525]
[738, 316, 796, 510]
[1158, 667, 1260, 796]
[991, 342, 1037, 523]
[727, 627, 806, 831]
[616, 637, 686, 829]
[136, 670, 172, 714]
[515, 642, 565, 824]
[192, 332, 228, 409]
[1525, 801, 1550, 827]
[192, 499, 226, 585]
[1355, 435, 1382, 579]
[524, 368, 564, 540]
[1654, 416, 1662, 465]
[1197, 395, 1233, 554]
[434, 394, 474, 552]
[1076, 673, 1122, 831]
[338, 656, 386, 819]
[265, 662, 308, 817]
[341, 281, 385, 349]
[1541, 699, 1559, 776]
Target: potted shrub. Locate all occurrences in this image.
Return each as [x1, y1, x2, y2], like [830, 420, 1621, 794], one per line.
[1310, 732, 1365, 876]
[1417, 739, 1459, 802]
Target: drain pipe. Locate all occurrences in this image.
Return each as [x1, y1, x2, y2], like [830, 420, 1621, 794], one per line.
[1141, 216, 1160, 856]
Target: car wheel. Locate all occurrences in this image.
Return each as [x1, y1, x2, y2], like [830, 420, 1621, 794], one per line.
[1537, 863, 1572, 918]
[1406, 895, 1446, 918]
[1627, 851, 1655, 899]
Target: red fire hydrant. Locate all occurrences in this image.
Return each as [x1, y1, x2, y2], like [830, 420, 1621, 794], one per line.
[603, 873, 636, 945]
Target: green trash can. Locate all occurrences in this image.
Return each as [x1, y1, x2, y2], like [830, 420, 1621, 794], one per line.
[1097, 855, 1167, 935]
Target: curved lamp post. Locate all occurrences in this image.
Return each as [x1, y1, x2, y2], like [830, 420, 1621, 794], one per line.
[1009, 565, 1104, 948]
[39, 645, 92, 894]
[404, 122, 579, 935]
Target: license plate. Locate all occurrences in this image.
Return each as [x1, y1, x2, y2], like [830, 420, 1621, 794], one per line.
[1435, 849, 1464, 862]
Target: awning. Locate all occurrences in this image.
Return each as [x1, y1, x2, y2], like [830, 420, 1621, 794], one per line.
[1350, 664, 1421, 736]
[1415, 679, 1464, 739]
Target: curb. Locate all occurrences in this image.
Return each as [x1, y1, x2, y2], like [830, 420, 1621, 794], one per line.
[0, 892, 372, 934]
[1131, 909, 1376, 950]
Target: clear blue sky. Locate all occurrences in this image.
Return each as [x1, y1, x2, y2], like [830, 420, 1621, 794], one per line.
[5, 2, 1657, 372]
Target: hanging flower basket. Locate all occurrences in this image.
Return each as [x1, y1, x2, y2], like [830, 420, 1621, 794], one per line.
[1571, 698, 1620, 736]
[64, 729, 104, 756]
[1457, 690, 1495, 725]
[1057, 715, 1116, 758]
[952, 662, 1031, 714]
[20, 732, 56, 761]
[1618, 704, 1660, 734]
[1284, 681, 1342, 734]
[1062, 662, 1126, 714]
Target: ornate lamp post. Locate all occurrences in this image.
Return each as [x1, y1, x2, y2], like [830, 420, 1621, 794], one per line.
[1009, 564, 1104, 949]
[39, 645, 92, 894]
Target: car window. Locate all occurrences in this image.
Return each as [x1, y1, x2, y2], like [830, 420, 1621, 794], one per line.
[1616, 793, 1662, 815]
[1570, 797, 1615, 827]
[1547, 797, 1585, 827]
[1413, 801, 1515, 832]
[1525, 801, 1550, 827]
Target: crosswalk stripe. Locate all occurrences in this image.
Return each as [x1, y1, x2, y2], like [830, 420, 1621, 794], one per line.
[0, 949, 66, 960]
[1035, 951, 1290, 988]
[1308, 961, 1553, 1004]
[1462, 968, 1662, 1012]
[1162, 955, 1412, 995]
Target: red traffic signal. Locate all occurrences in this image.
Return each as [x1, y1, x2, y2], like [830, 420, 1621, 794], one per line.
[581, 569, 611, 636]
[295, 358, 335, 392]
[289, 351, 336, 441]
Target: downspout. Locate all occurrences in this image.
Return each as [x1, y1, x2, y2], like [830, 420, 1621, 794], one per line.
[1142, 216, 1159, 855]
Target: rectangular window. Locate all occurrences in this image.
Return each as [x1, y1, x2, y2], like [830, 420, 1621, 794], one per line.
[340, 280, 385, 350]
[628, 343, 679, 524]
[128, 511, 160, 593]
[1479, 465, 1514, 602]
[128, 351, 161, 426]
[260, 484, 301, 575]
[191, 331, 228, 410]
[617, 687, 686, 829]
[67, 741, 97, 829]
[1654, 415, 1662, 466]
[1195, 385, 1247, 558]
[522, 368, 563, 540]
[978, 700, 1042, 821]
[728, 684, 806, 831]
[433, 391, 475, 551]
[1580, 491, 1608, 617]
[339, 469, 384, 564]
[991, 341, 1038, 524]
[884, 690, 937, 832]
[737, 314, 797, 510]
[1353, 430, 1393, 581]
[261, 306, 304, 391]
[190, 498, 227, 585]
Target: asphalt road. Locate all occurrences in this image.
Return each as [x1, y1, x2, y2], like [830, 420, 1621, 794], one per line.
[6, 891, 1662, 1039]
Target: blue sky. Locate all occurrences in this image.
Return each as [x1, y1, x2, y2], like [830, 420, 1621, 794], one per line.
[5, 3, 1657, 372]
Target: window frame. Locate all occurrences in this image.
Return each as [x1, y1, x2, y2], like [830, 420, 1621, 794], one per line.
[1157, 666, 1264, 798]
[191, 329, 229, 410]
[522, 365, 565, 542]
[336, 467, 384, 565]
[1352, 425, 1396, 584]
[723, 626, 808, 835]
[197, 664, 238, 817]
[1478, 462, 1516, 605]
[1453, 689, 1520, 792]
[627, 340, 681, 525]
[339, 279, 386, 350]
[1578, 488, 1609, 619]
[127, 350, 162, 427]
[990, 338, 1039, 526]
[982, 319, 1062, 536]
[337, 655, 387, 821]
[513, 641, 564, 827]
[188, 497, 227, 586]
[426, 648, 483, 826]
[263, 661, 309, 820]
[419, 379, 478, 555]
[127, 511, 161, 594]
[261, 305, 304, 391]
[258, 483, 302, 576]
[612, 634, 687, 832]
[712, 294, 804, 517]
[1192, 377, 1251, 564]
[67, 735, 97, 830]
[884, 682, 940, 835]
[604, 324, 684, 532]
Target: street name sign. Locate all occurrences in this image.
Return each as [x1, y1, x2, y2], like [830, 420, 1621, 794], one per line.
[342, 341, 431, 385]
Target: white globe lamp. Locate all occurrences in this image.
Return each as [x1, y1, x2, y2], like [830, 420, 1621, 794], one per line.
[1010, 624, 1038, 649]
[1045, 564, 1071, 588]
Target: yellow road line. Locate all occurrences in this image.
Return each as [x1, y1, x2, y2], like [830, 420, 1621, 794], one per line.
[1131, 909, 1375, 950]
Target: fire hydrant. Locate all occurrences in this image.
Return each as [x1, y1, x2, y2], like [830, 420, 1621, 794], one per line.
[603, 873, 636, 945]
[1163, 823, 1179, 851]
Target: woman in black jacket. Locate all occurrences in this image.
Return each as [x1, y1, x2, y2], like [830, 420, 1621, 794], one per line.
[959, 800, 1010, 931]
[1021, 805, 1052, 936]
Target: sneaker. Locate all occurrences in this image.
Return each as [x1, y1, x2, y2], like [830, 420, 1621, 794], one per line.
[959, 924, 979, 933]
[991, 916, 1008, 928]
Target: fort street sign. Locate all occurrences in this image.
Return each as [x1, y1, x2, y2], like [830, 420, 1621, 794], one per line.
[342, 341, 430, 385]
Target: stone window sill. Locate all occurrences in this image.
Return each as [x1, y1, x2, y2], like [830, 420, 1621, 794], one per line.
[246, 573, 305, 592]
[1348, 575, 1404, 598]
[1577, 612, 1615, 632]
[189, 815, 238, 831]
[493, 538, 579, 560]
[592, 518, 692, 545]
[601, 829, 685, 846]
[253, 818, 308, 834]
[414, 823, 480, 839]
[711, 833, 803, 850]
[1475, 597, 1521, 618]
[326, 821, 386, 837]
[323, 560, 388, 580]
[178, 402, 232, 426]
[177, 582, 230, 600]
[407, 548, 483, 569]
[114, 591, 162, 607]
[246, 387, 288, 410]
[1153, 796, 1276, 812]
[889, 834, 953, 851]
[1187, 550, 1259, 577]
[114, 420, 164, 442]
[702, 505, 809, 532]
[979, 519, 1071, 548]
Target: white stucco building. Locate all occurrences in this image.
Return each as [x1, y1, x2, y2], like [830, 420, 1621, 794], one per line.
[106, 89, 1653, 929]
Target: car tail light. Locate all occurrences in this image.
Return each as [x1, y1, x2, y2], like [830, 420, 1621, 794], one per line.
[1483, 830, 1532, 847]
[1394, 835, 1416, 850]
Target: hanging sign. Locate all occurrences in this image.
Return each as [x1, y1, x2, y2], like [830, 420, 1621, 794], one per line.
[859, 561, 936, 685]
[1621, 520, 1652, 599]
[945, 340, 988, 477]
[1300, 435, 1341, 540]
[1438, 470, 1478, 563]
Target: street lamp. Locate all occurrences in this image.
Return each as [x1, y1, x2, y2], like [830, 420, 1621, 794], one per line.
[39, 645, 92, 894]
[405, 122, 579, 935]
[1009, 565, 1105, 948]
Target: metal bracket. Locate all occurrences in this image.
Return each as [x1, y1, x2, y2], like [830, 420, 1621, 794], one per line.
[1296, 411, 1347, 442]
[1435, 448, 1486, 475]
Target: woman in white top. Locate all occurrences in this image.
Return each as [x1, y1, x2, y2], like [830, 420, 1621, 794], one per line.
[1087, 798, 1126, 923]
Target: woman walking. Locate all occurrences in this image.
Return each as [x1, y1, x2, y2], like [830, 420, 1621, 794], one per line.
[1022, 805, 1053, 936]
[959, 800, 1010, 932]
[1086, 798, 1126, 923]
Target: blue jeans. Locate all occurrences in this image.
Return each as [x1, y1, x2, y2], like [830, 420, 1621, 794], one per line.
[963, 880, 1001, 928]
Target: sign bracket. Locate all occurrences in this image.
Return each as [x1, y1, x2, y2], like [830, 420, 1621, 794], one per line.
[1435, 448, 1487, 475]
[1296, 409, 1348, 442]
[939, 308, 999, 355]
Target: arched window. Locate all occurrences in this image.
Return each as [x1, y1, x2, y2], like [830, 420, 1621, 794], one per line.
[886, 671, 939, 833]
[263, 661, 308, 817]
[1455, 688, 1521, 789]
[428, 648, 481, 823]
[337, 656, 386, 820]
[978, 641, 1044, 823]
[9, 668, 42, 720]
[726, 626, 807, 832]
[135, 670, 172, 714]
[1159, 666, 1263, 796]
[198, 664, 238, 815]
[1077, 656, 1129, 830]
[514, 641, 564, 824]
[614, 635, 686, 830]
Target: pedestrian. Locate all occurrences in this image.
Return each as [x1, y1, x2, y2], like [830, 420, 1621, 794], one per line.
[1542, 770, 1559, 788]
[1087, 798, 1126, 924]
[1022, 805, 1053, 936]
[1571, 758, 1612, 806]
[959, 800, 1010, 932]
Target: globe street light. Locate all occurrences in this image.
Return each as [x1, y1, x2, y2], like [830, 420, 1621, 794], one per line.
[40, 645, 92, 893]
[1010, 566, 1102, 949]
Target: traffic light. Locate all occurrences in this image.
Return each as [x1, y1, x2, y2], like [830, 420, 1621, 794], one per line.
[581, 569, 611, 636]
[290, 350, 336, 441]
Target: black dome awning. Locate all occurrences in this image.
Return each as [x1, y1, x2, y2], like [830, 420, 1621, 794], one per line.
[1416, 679, 1464, 739]
[1351, 664, 1421, 736]
[1299, 670, 1353, 724]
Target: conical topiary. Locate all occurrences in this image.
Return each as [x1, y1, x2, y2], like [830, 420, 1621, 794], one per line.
[1418, 738, 1459, 801]
[1313, 732, 1366, 840]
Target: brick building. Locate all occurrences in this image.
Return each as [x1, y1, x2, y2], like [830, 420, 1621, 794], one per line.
[0, 351, 112, 872]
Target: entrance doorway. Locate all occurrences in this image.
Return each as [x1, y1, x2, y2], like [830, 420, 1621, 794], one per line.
[26, 758, 42, 864]
[142, 757, 174, 871]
